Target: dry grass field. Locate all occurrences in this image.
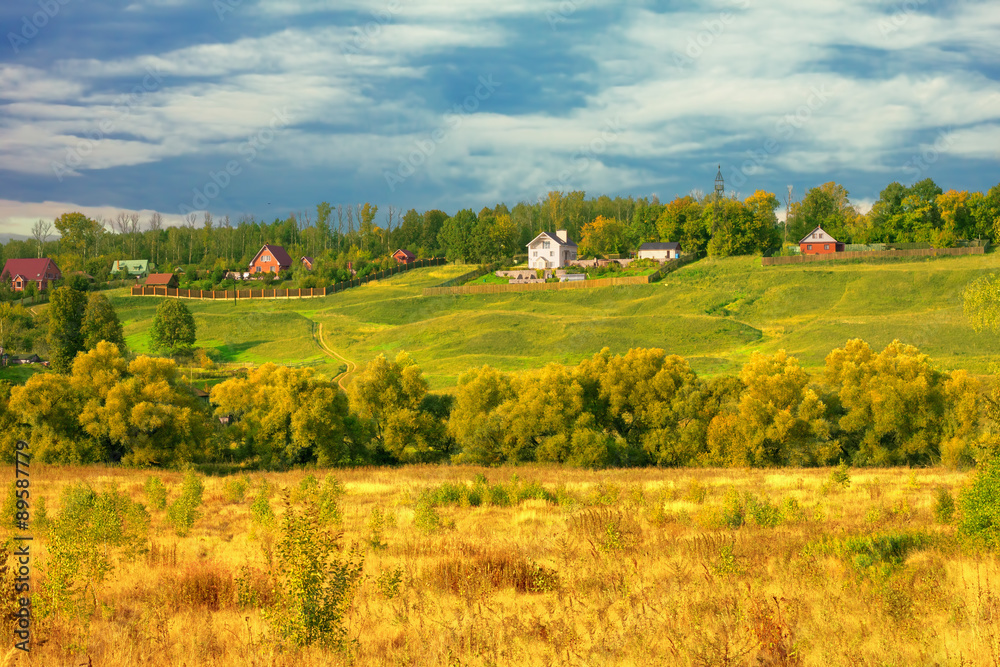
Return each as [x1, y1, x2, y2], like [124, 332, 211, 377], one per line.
[1, 464, 995, 666]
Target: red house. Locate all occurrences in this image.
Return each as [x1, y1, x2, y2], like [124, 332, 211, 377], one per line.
[1, 258, 62, 292]
[301, 256, 315, 271]
[145, 273, 179, 288]
[392, 248, 416, 264]
[248, 244, 293, 275]
[799, 226, 843, 255]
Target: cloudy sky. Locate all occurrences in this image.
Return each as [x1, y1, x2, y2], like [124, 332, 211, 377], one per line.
[1, 0, 998, 235]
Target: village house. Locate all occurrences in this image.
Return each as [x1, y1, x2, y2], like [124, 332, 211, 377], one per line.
[111, 259, 152, 278]
[527, 231, 578, 269]
[248, 244, 293, 274]
[636, 242, 681, 261]
[392, 249, 416, 264]
[0, 258, 62, 292]
[799, 226, 844, 255]
[145, 273, 179, 288]
[301, 257, 315, 271]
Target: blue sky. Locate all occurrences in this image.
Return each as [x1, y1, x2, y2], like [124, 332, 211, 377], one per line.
[1, 0, 998, 234]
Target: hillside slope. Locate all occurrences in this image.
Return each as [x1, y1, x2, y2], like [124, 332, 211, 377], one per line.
[111, 253, 1000, 389]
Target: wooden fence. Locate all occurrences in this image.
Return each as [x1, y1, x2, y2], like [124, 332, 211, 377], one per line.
[131, 257, 445, 300]
[762, 246, 984, 266]
[422, 254, 700, 296]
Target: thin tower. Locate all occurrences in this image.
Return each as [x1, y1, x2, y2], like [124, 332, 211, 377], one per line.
[714, 165, 725, 198]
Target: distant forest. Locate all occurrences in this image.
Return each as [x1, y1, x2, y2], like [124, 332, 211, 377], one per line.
[3, 178, 999, 292]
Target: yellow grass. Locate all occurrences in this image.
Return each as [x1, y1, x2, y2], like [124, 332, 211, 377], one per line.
[2, 464, 995, 666]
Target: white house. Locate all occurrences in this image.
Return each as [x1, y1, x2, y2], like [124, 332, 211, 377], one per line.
[527, 230, 577, 269]
[636, 242, 682, 261]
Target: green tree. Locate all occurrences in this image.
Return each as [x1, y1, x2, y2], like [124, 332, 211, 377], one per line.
[47, 286, 87, 372]
[81, 292, 125, 352]
[786, 182, 859, 244]
[211, 364, 356, 466]
[150, 299, 196, 353]
[54, 211, 103, 266]
[0, 302, 34, 354]
[348, 352, 448, 463]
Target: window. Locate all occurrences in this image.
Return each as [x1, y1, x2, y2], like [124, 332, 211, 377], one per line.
[807, 245, 812, 250]
[542, 241, 550, 249]
[533, 251, 537, 257]
[824, 244, 830, 250]
[263, 255, 271, 262]
[549, 251, 554, 256]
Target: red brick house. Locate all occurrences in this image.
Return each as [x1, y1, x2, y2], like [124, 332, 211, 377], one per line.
[1, 258, 62, 291]
[392, 248, 416, 264]
[799, 226, 843, 255]
[145, 273, 179, 288]
[301, 256, 315, 271]
[248, 244, 293, 275]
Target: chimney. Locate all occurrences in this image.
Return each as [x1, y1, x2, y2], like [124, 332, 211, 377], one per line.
[556, 230, 568, 243]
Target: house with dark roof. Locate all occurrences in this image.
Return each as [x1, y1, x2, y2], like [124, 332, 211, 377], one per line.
[637, 242, 682, 261]
[1, 258, 62, 292]
[392, 249, 416, 264]
[798, 226, 843, 255]
[145, 273, 179, 288]
[248, 244, 293, 275]
[301, 256, 315, 271]
[527, 231, 578, 269]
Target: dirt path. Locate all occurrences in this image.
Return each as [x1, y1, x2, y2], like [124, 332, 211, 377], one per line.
[314, 322, 357, 391]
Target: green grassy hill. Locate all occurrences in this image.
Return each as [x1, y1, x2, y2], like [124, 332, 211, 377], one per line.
[108, 254, 1000, 389]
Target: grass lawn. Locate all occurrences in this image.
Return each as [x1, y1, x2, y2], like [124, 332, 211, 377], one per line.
[109, 253, 1000, 390]
[0, 364, 45, 384]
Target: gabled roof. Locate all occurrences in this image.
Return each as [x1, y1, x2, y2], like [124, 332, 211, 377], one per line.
[638, 242, 681, 251]
[249, 244, 293, 268]
[112, 259, 149, 273]
[301, 256, 315, 264]
[1, 258, 60, 280]
[527, 232, 578, 248]
[798, 225, 839, 245]
[393, 248, 416, 259]
[145, 273, 177, 286]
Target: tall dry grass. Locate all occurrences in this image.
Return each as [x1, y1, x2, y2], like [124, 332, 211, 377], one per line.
[0, 463, 992, 666]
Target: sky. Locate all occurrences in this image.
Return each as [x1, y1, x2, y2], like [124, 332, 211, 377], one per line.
[1, 0, 998, 235]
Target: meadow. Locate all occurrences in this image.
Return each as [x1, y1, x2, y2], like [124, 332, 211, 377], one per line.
[3, 463, 992, 666]
[107, 252, 1000, 389]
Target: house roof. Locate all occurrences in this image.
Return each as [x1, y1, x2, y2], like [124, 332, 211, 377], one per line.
[527, 232, 578, 248]
[112, 259, 149, 273]
[393, 248, 416, 259]
[1, 258, 60, 281]
[250, 244, 293, 268]
[798, 225, 839, 245]
[638, 242, 681, 251]
[301, 256, 315, 264]
[145, 273, 177, 285]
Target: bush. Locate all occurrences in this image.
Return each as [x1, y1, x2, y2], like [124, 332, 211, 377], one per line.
[959, 455, 1000, 548]
[830, 461, 852, 488]
[224, 475, 251, 504]
[250, 480, 275, 529]
[265, 495, 365, 648]
[933, 487, 956, 524]
[166, 471, 205, 537]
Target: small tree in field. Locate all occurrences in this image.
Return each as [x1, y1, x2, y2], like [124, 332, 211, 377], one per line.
[150, 299, 196, 353]
[81, 292, 125, 352]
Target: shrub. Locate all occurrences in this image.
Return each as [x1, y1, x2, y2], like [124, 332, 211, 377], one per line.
[167, 471, 205, 537]
[830, 461, 852, 488]
[317, 475, 345, 526]
[933, 487, 956, 524]
[958, 455, 1000, 549]
[224, 475, 251, 504]
[265, 495, 365, 648]
[250, 480, 275, 529]
[367, 506, 392, 549]
[39, 484, 149, 619]
[144, 476, 167, 511]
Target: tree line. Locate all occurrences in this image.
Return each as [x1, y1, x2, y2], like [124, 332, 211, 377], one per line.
[3, 178, 998, 294]
[2, 339, 992, 469]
